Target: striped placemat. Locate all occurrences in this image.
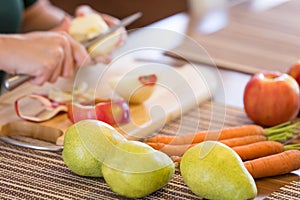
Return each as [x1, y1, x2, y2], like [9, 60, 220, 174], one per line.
[265, 181, 300, 200]
[0, 101, 298, 199]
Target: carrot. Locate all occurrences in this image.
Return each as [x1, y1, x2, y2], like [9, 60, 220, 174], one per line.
[147, 142, 196, 157]
[171, 156, 182, 163]
[220, 135, 267, 147]
[147, 140, 287, 159]
[145, 124, 265, 145]
[172, 150, 300, 178]
[147, 135, 267, 157]
[232, 141, 284, 161]
[145, 121, 299, 145]
[244, 150, 300, 179]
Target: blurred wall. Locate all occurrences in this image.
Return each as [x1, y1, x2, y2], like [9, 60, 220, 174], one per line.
[50, 0, 188, 29]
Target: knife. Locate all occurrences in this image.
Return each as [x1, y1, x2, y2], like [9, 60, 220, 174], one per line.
[4, 12, 142, 91]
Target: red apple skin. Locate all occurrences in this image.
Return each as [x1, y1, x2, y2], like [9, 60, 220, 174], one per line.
[67, 99, 130, 125]
[243, 71, 300, 127]
[287, 61, 300, 87]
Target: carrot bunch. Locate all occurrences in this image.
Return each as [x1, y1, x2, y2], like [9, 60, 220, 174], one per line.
[147, 140, 300, 159]
[146, 122, 299, 145]
[144, 121, 300, 179]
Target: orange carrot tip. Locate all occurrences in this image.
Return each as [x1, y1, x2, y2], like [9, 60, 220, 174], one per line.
[170, 156, 181, 168]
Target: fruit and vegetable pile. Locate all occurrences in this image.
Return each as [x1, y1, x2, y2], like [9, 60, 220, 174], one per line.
[35, 14, 300, 199]
[145, 122, 300, 179]
[60, 62, 300, 199]
[62, 120, 300, 199]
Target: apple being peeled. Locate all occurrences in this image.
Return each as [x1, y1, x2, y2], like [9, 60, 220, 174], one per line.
[243, 71, 299, 127]
[287, 60, 300, 87]
[68, 13, 122, 56]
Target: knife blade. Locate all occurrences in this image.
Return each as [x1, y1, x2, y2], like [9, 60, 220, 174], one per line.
[3, 12, 142, 91]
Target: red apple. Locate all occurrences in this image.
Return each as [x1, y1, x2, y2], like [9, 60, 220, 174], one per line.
[287, 61, 300, 87]
[243, 71, 300, 127]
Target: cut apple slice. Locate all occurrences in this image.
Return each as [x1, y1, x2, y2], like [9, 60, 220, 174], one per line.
[109, 74, 157, 104]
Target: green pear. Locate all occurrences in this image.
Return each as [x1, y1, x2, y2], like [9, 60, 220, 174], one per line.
[180, 141, 257, 200]
[62, 119, 126, 177]
[102, 140, 175, 198]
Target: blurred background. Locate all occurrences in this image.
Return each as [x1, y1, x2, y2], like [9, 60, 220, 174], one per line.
[50, 0, 188, 29]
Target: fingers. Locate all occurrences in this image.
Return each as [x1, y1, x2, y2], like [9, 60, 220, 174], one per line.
[49, 51, 64, 83]
[56, 32, 91, 79]
[100, 14, 128, 49]
[26, 31, 90, 85]
[65, 33, 91, 67]
[101, 14, 120, 26]
[31, 44, 65, 85]
[92, 54, 112, 64]
[18, 9, 127, 86]
[75, 5, 94, 16]
[73, 6, 128, 62]
[51, 16, 72, 32]
[59, 32, 75, 78]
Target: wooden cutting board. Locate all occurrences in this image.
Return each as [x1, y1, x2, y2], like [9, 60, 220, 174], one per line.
[0, 56, 218, 145]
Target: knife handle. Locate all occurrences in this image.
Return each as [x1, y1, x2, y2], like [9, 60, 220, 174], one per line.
[4, 74, 32, 91]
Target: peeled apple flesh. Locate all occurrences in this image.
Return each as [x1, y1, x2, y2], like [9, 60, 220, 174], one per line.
[68, 13, 121, 56]
[68, 13, 109, 42]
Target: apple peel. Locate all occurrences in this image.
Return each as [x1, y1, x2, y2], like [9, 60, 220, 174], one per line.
[15, 94, 67, 122]
[67, 99, 130, 125]
[14, 93, 130, 126]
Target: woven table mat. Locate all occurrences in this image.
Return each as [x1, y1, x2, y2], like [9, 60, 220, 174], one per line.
[0, 101, 298, 199]
[265, 181, 300, 200]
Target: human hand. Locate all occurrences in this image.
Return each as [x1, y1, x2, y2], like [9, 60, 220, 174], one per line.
[44, 5, 127, 64]
[1, 31, 90, 85]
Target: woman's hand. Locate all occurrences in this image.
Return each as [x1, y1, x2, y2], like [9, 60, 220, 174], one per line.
[0, 31, 90, 85]
[45, 5, 127, 64]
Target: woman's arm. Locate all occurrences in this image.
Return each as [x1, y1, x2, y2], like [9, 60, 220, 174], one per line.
[21, 0, 70, 32]
[0, 32, 90, 85]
